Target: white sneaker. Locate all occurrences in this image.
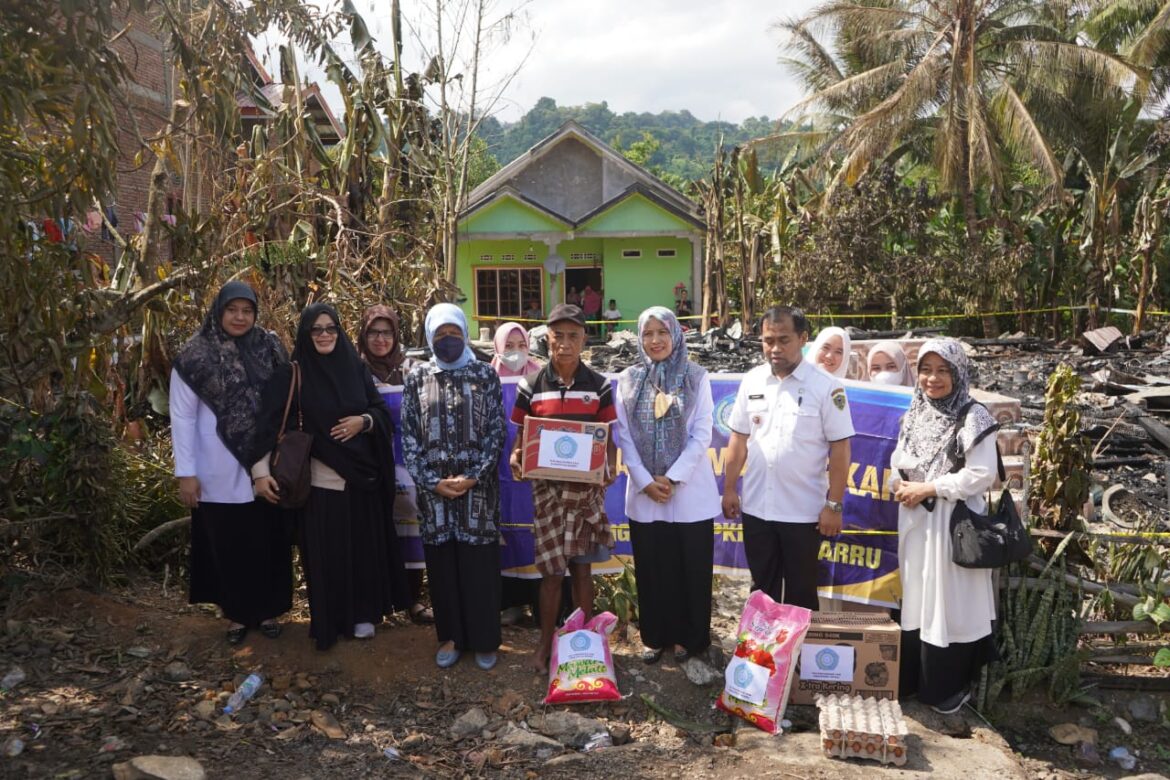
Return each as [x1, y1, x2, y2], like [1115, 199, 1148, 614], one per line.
[354, 622, 376, 639]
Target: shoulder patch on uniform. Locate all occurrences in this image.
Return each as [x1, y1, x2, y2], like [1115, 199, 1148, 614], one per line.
[831, 387, 847, 410]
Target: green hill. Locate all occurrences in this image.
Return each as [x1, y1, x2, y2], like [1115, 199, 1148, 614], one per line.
[477, 98, 781, 183]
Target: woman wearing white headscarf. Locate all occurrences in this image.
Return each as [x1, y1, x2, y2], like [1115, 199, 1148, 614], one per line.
[867, 340, 915, 387]
[891, 338, 1000, 714]
[810, 326, 851, 378]
[401, 303, 506, 670]
[615, 307, 720, 667]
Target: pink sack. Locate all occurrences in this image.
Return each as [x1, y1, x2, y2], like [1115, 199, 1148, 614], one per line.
[716, 591, 812, 733]
[544, 608, 621, 705]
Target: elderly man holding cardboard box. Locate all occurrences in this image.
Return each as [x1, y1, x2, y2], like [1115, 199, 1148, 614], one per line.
[509, 303, 617, 671]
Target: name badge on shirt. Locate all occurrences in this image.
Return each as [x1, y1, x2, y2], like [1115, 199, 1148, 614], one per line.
[748, 394, 764, 400]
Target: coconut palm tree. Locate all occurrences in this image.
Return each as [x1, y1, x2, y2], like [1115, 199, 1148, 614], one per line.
[778, 0, 1141, 236]
[1087, 0, 1170, 105]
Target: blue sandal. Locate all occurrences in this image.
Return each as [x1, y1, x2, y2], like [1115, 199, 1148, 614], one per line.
[436, 647, 461, 668]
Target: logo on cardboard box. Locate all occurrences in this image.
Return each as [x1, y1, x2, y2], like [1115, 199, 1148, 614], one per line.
[554, 435, 579, 459]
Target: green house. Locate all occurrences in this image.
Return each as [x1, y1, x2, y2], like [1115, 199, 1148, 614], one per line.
[456, 120, 704, 332]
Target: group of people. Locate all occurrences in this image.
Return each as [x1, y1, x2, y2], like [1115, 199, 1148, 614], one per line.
[172, 284, 998, 713]
[809, 326, 916, 386]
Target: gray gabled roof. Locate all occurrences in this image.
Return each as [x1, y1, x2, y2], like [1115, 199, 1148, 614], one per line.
[465, 120, 701, 222]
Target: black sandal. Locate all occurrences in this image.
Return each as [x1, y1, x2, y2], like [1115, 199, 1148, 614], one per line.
[226, 626, 248, 645]
[674, 648, 690, 663]
[640, 647, 663, 664]
[259, 622, 282, 639]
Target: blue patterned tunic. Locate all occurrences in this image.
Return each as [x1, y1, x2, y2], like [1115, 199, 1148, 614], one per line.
[401, 360, 505, 545]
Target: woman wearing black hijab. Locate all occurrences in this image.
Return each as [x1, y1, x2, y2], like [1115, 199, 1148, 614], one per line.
[254, 303, 409, 650]
[170, 281, 292, 645]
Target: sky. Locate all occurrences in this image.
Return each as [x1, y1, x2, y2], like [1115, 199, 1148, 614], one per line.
[325, 0, 825, 125]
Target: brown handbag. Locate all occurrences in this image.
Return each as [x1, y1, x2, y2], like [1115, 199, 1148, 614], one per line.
[269, 361, 313, 509]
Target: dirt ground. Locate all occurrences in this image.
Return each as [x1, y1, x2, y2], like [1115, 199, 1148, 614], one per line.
[0, 576, 1168, 779]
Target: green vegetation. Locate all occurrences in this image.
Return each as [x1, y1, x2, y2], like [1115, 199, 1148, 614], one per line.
[476, 98, 783, 182]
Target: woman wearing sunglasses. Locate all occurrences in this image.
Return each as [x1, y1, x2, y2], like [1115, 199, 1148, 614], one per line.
[254, 304, 408, 650]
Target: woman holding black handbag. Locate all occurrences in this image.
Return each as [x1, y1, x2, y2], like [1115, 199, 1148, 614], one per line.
[891, 338, 999, 715]
[254, 303, 409, 650]
[170, 281, 292, 645]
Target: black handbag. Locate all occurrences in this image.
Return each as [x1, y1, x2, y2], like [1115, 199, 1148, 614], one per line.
[269, 362, 313, 509]
[945, 403, 1032, 569]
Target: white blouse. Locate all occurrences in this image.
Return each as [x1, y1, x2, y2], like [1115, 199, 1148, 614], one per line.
[169, 370, 255, 504]
[892, 433, 999, 647]
[614, 370, 722, 524]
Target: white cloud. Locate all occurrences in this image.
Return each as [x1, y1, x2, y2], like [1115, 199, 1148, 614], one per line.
[493, 0, 823, 123]
[324, 0, 823, 125]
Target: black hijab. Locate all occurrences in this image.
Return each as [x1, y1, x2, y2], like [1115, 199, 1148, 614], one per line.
[171, 281, 287, 469]
[292, 303, 393, 488]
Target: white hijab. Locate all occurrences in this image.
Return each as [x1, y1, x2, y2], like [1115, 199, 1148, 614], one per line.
[810, 326, 852, 378]
[867, 340, 915, 386]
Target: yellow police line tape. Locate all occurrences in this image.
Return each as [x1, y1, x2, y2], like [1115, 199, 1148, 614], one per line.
[475, 304, 1170, 327]
[498, 524, 1170, 541]
[842, 528, 1170, 541]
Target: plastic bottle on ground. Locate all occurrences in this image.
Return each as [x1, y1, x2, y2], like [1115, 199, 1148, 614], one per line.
[1, 667, 26, 691]
[223, 673, 263, 715]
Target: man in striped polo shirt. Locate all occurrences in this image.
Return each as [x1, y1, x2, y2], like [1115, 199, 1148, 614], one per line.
[509, 303, 617, 671]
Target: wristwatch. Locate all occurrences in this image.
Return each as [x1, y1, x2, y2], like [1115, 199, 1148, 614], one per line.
[824, 499, 844, 513]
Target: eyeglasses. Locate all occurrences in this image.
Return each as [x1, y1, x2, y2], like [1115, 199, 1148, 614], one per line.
[367, 328, 394, 340]
[310, 325, 340, 337]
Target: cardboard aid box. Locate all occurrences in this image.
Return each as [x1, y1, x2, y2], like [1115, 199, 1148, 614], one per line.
[520, 417, 610, 485]
[790, 612, 901, 705]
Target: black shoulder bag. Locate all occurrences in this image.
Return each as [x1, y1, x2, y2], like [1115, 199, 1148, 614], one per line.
[945, 402, 1032, 569]
[269, 362, 313, 509]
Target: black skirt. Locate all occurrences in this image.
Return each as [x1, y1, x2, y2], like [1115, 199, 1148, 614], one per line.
[629, 519, 714, 654]
[424, 540, 501, 652]
[300, 485, 403, 650]
[189, 500, 292, 626]
[900, 629, 998, 705]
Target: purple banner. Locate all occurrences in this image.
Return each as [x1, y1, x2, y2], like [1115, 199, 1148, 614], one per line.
[383, 377, 911, 607]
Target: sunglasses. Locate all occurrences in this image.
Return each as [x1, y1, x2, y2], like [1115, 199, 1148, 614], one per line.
[367, 328, 394, 340]
[310, 325, 340, 337]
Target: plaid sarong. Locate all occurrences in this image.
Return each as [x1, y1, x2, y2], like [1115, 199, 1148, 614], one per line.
[530, 479, 611, 577]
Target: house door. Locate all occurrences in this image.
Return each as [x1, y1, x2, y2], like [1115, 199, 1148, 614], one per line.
[564, 267, 603, 311]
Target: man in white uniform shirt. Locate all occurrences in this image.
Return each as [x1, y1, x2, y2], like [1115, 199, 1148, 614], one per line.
[721, 306, 853, 609]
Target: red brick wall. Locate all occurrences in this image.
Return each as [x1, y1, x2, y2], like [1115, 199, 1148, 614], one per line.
[88, 9, 173, 270]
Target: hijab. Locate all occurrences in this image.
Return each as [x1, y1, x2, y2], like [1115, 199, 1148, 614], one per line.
[172, 281, 287, 469]
[897, 338, 999, 480]
[491, 322, 541, 377]
[292, 303, 388, 487]
[357, 305, 406, 384]
[617, 307, 702, 476]
[867, 340, 915, 387]
[809, 326, 852, 378]
[424, 303, 475, 370]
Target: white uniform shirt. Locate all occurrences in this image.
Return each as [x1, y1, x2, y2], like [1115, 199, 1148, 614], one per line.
[614, 369, 721, 523]
[170, 369, 256, 504]
[727, 359, 854, 523]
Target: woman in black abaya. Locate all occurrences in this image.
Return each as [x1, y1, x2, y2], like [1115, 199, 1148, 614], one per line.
[254, 303, 409, 650]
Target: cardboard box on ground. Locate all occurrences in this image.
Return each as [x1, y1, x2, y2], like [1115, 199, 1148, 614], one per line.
[521, 417, 610, 484]
[790, 612, 901, 706]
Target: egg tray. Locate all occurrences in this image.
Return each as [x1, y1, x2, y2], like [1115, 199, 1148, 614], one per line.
[816, 693, 909, 766]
